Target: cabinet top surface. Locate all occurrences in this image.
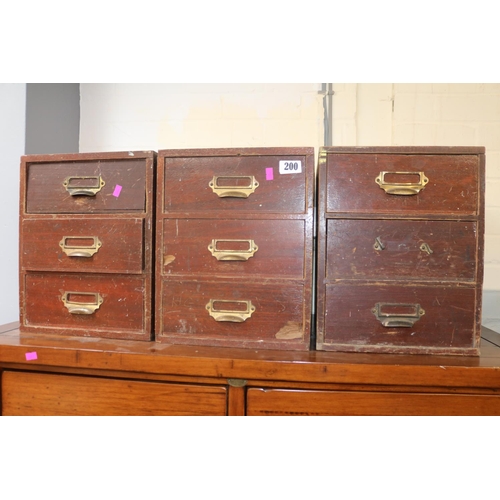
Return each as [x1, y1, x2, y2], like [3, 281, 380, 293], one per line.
[1, 323, 500, 389]
[158, 147, 315, 157]
[21, 151, 157, 162]
[320, 146, 486, 155]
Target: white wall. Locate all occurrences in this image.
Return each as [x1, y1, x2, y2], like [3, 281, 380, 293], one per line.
[0, 84, 25, 325]
[331, 83, 500, 331]
[79, 83, 324, 153]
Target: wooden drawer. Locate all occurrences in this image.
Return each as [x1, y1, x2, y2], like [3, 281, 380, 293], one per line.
[1, 371, 228, 416]
[160, 148, 312, 214]
[157, 279, 309, 349]
[319, 283, 478, 354]
[325, 151, 480, 216]
[23, 273, 149, 339]
[246, 388, 500, 416]
[161, 218, 305, 279]
[21, 218, 144, 274]
[24, 156, 149, 213]
[326, 219, 477, 281]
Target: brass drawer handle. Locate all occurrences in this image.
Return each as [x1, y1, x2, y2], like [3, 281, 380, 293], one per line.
[372, 302, 425, 328]
[209, 176, 259, 198]
[59, 236, 102, 257]
[206, 299, 255, 322]
[61, 291, 103, 315]
[63, 175, 105, 196]
[208, 239, 258, 261]
[375, 171, 428, 195]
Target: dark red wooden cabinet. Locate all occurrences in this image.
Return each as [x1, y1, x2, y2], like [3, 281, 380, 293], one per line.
[19, 151, 156, 340]
[155, 148, 315, 350]
[316, 147, 485, 355]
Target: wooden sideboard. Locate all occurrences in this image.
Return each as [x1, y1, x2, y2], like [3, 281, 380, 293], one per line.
[1, 321, 500, 415]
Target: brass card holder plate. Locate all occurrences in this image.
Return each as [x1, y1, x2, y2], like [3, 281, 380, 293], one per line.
[208, 239, 258, 261]
[375, 171, 428, 195]
[372, 302, 425, 328]
[59, 236, 102, 257]
[209, 176, 259, 198]
[206, 299, 255, 323]
[63, 175, 105, 196]
[61, 291, 103, 315]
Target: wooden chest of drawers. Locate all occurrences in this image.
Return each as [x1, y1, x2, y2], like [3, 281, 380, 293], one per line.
[316, 146, 485, 355]
[155, 147, 315, 350]
[19, 151, 156, 340]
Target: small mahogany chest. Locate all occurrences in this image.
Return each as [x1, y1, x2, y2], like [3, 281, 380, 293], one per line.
[19, 151, 156, 340]
[155, 147, 315, 350]
[316, 146, 485, 355]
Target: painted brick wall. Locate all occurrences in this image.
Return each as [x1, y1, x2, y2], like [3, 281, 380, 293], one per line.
[331, 83, 500, 331]
[79, 84, 324, 153]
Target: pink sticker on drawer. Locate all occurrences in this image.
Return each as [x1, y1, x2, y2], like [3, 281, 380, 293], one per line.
[113, 185, 123, 197]
[266, 168, 274, 181]
[25, 351, 38, 361]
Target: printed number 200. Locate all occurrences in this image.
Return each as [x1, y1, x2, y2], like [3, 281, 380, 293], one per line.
[283, 162, 299, 171]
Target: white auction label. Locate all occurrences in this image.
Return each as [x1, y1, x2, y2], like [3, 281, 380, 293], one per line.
[279, 160, 302, 174]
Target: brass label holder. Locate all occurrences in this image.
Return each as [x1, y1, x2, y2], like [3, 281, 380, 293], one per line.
[375, 171, 428, 195]
[206, 299, 255, 323]
[209, 176, 259, 198]
[372, 302, 425, 328]
[63, 175, 105, 196]
[208, 239, 258, 261]
[59, 236, 102, 257]
[61, 291, 103, 315]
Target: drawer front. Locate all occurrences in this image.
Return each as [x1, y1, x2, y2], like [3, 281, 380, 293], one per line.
[22, 218, 144, 274]
[161, 219, 305, 279]
[26, 159, 147, 213]
[163, 155, 308, 214]
[321, 284, 477, 352]
[24, 273, 147, 335]
[326, 153, 479, 215]
[2, 371, 227, 416]
[246, 388, 500, 416]
[326, 219, 477, 281]
[158, 280, 309, 349]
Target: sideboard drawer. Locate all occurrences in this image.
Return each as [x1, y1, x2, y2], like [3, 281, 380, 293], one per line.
[1, 371, 228, 416]
[246, 388, 500, 416]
